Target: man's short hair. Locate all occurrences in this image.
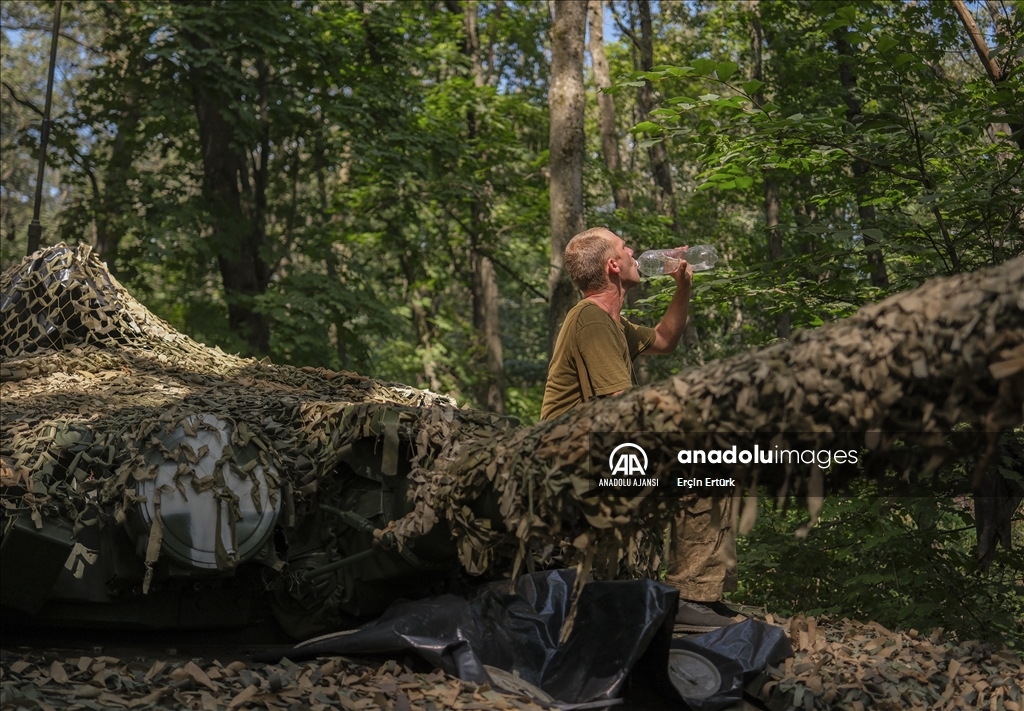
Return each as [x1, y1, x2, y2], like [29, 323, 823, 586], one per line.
[565, 227, 614, 292]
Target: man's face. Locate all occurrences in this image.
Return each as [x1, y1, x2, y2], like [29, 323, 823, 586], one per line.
[606, 231, 640, 287]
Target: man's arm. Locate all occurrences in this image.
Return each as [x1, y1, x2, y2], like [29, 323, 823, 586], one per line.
[647, 259, 694, 354]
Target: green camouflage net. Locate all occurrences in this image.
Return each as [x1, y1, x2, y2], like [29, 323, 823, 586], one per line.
[0, 244, 511, 590]
[392, 255, 1024, 589]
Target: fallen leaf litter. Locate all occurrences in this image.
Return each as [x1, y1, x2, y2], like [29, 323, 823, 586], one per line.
[0, 652, 549, 711]
[752, 615, 1024, 710]
[3, 615, 1022, 710]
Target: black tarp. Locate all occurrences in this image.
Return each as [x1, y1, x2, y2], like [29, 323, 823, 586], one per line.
[258, 570, 792, 709]
[664, 619, 793, 710]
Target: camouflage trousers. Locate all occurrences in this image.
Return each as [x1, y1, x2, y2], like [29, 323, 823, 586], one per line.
[664, 494, 737, 602]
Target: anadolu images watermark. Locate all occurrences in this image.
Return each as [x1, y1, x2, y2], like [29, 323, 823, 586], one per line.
[588, 432, 872, 497]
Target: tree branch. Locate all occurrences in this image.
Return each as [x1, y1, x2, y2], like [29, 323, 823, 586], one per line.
[1, 81, 43, 116]
[950, 0, 1024, 151]
[817, 140, 923, 183]
[0, 23, 101, 55]
[951, 0, 1003, 83]
[442, 204, 548, 301]
[609, 0, 640, 50]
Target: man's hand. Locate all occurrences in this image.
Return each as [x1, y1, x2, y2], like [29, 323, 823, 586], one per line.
[664, 246, 695, 291]
[670, 257, 694, 292]
[648, 247, 694, 354]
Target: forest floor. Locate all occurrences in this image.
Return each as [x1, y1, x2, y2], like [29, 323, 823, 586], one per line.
[744, 614, 1022, 710]
[1, 613, 1021, 711]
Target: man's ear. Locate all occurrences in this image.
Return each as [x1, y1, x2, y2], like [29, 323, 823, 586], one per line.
[607, 257, 621, 275]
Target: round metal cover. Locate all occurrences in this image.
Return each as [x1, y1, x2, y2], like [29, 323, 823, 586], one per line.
[667, 649, 721, 700]
[137, 414, 279, 570]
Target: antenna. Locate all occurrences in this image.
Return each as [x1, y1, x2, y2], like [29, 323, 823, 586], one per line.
[26, 0, 63, 256]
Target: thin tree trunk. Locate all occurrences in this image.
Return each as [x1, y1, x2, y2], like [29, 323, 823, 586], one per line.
[591, 0, 644, 377]
[184, 31, 270, 355]
[450, 0, 505, 413]
[635, 0, 677, 228]
[93, 117, 136, 272]
[93, 35, 144, 272]
[764, 179, 790, 338]
[466, 1, 504, 414]
[793, 178, 818, 256]
[834, 31, 890, 288]
[951, 0, 1024, 151]
[750, 0, 790, 337]
[399, 252, 443, 393]
[589, 0, 630, 211]
[471, 251, 504, 412]
[547, 0, 587, 355]
[315, 132, 349, 371]
[93, 58, 141, 272]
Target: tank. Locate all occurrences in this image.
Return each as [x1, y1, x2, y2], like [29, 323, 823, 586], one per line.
[0, 244, 513, 638]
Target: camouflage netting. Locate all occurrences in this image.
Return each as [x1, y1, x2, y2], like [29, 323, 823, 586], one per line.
[0, 244, 511, 587]
[2, 244, 1023, 598]
[392, 256, 1024, 586]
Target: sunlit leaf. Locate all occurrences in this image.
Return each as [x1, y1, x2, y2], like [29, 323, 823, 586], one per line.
[741, 79, 764, 96]
[715, 61, 738, 82]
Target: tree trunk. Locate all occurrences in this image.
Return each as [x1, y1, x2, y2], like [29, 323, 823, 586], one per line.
[750, 1, 790, 338]
[399, 251, 443, 393]
[315, 132, 350, 372]
[834, 31, 890, 288]
[764, 178, 791, 338]
[950, 0, 1024, 151]
[183, 30, 270, 355]
[92, 118, 136, 273]
[589, 0, 630, 211]
[395, 257, 1024, 580]
[449, 0, 506, 413]
[762, 178, 782, 262]
[547, 0, 587, 356]
[466, 1, 504, 414]
[471, 251, 504, 412]
[92, 30, 144, 273]
[635, 0, 676, 229]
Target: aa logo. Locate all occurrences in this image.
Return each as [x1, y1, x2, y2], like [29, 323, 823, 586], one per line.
[608, 443, 648, 477]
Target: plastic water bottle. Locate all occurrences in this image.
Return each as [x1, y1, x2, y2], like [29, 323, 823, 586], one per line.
[636, 245, 718, 276]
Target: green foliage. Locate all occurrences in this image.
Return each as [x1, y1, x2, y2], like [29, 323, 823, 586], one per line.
[732, 489, 1024, 649]
[730, 432, 1024, 648]
[2, 0, 554, 405]
[0, 1, 96, 266]
[660, 11, 1017, 265]
[617, 0, 1022, 376]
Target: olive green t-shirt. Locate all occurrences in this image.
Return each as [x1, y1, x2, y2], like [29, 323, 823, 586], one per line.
[540, 300, 657, 421]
